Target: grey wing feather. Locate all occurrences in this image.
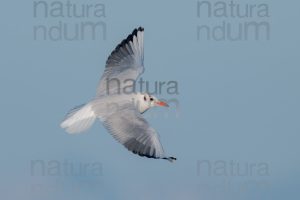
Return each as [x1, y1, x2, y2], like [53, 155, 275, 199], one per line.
[100, 103, 165, 159]
[96, 27, 144, 96]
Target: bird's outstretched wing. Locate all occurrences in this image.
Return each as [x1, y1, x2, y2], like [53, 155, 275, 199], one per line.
[98, 102, 175, 161]
[96, 27, 144, 97]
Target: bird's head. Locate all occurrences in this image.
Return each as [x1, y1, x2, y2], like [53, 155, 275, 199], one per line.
[137, 93, 169, 113]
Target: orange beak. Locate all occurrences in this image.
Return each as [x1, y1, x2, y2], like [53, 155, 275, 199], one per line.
[156, 100, 169, 107]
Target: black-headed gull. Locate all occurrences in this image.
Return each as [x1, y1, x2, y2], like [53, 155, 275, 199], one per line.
[61, 27, 176, 162]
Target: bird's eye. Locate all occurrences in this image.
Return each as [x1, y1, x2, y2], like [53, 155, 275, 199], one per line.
[144, 96, 146, 101]
[150, 97, 154, 101]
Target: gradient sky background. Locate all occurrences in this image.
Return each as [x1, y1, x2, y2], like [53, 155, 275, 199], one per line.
[1, 0, 300, 200]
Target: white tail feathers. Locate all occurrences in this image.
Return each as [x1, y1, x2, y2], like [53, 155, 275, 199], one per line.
[60, 103, 96, 134]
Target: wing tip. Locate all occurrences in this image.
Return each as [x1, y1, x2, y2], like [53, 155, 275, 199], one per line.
[106, 26, 144, 66]
[163, 156, 177, 163]
[137, 26, 144, 32]
[118, 26, 144, 49]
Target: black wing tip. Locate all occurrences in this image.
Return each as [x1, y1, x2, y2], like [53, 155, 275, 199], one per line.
[163, 157, 177, 162]
[133, 150, 177, 162]
[137, 26, 144, 32]
[107, 26, 144, 64]
[132, 150, 158, 159]
[131, 149, 177, 162]
[121, 26, 144, 46]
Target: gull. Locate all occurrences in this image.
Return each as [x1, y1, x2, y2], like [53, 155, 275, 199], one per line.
[60, 27, 176, 162]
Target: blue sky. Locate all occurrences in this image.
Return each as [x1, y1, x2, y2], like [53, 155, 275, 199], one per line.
[1, 0, 300, 199]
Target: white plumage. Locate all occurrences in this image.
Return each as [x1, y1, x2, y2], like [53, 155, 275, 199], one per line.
[60, 27, 176, 162]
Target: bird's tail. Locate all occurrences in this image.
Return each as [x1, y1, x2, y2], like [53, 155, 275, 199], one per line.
[60, 103, 96, 134]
